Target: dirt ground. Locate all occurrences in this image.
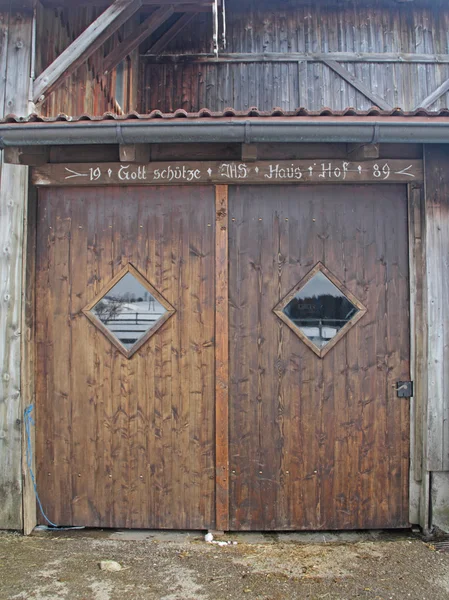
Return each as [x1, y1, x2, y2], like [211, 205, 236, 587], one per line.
[0, 529, 449, 600]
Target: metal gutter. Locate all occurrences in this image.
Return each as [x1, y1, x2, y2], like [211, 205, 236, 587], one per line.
[1, 118, 449, 146]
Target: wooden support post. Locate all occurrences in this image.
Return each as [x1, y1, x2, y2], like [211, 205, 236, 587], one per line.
[103, 5, 175, 75]
[422, 144, 449, 532]
[408, 182, 428, 530]
[0, 6, 33, 531]
[119, 144, 151, 162]
[215, 184, 229, 531]
[33, 0, 142, 103]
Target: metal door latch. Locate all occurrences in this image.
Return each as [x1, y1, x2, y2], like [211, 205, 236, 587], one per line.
[396, 381, 413, 398]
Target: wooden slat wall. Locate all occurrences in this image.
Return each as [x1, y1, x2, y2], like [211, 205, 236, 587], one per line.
[0, 7, 33, 530]
[424, 145, 449, 473]
[35, 4, 139, 116]
[142, 0, 449, 113]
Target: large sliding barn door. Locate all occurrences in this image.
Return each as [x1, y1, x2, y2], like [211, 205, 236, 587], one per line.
[36, 186, 215, 529]
[228, 185, 410, 530]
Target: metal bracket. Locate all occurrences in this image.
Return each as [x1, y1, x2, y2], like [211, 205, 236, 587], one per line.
[396, 381, 414, 398]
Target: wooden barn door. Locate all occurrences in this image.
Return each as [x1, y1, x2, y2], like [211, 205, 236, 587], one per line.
[228, 184, 410, 530]
[35, 186, 216, 529]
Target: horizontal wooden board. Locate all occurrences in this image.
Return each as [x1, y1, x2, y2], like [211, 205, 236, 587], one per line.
[33, 159, 423, 186]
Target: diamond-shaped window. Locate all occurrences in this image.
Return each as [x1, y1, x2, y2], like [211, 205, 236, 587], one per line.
[273, 263, 366, 358]
[83, 264, 175, 358]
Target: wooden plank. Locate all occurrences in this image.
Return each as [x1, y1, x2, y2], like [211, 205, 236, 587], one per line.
[415, 77, 449, 110]
[32, 159, 424, 187]
[0, 6, 33, 532]
[142, 51, 449, 64]
[33, 0, 142, 103]
[215, 184, 229, 532]
[407, 184, 426, 497]
[103, 5, 175, 75]
[322, 60, 393, 110]
[144, 13, 197, 55]
[424, 145, 449, 472]
[21, 182, 37, 535]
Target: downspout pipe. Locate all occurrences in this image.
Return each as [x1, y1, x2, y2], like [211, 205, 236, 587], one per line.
[0, 119, 449, 146]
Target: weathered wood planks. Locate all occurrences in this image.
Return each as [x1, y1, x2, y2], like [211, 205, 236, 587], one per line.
[33, 0, 142, 103]
[228, 184, 410, 530]
[424, 145, 449, 473]
[103, 5, 175, 75]
[35, 186, 216, 529]
[142, 1, 449, 113]
[32, 160, 423, 187]
[0, 6, 33, 531]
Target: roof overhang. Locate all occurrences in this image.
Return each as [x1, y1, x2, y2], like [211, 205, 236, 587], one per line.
[1, 116, 449, 146]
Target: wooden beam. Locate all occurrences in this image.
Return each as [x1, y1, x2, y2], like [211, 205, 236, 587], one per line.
[144, 13, 197, 55]
[143, 51, 449, 64]
[103, 5, 174, 75]
[241, 143, 258, 162]
[215, 184, 229, 531]
[415, 78, 449, 110]
[32, 159, 424, 187]
[33, 0, 142, 103]
[4, 146, 50, 166]
[346, 143, 380, 160]
[322, 59, 393, 110]
[119, 143, 150, 162]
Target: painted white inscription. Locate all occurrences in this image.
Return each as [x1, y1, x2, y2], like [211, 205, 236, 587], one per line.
[264, 164, 303, 179]
[63, 161, 417, 184]
[219, 163, 249, 179]
[153, 165, 201, 182]
[118, 165, 147, 180]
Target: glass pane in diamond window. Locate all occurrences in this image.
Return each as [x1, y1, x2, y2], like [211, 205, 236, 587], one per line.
[282, 271, 359, 350]
[91, 272, 167, 350]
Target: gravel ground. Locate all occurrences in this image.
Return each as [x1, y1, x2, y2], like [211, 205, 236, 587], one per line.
[0, 529, 449, 600]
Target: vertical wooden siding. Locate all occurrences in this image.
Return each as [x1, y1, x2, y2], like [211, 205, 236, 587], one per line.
[0, 7, 33, 529]
[424, 145, 449, 473]
[142, 0, 449, 113]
